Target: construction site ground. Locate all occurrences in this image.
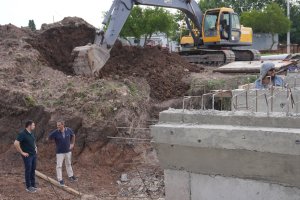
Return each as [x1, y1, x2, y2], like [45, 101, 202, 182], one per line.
[0, 17, 257, 200]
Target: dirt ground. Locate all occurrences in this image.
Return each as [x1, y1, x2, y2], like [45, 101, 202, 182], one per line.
[0, 17, 254, 200]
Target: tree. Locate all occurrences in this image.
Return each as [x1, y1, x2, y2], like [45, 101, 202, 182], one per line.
[241, 3, 291, 50]
[143, 7, 176, 46]
[199, 0, 225, 12]
[289, 4, 300, 44]
[120, 6, 144, 44]
[120, 6, 177, 46]
[28, 20, 36, 31]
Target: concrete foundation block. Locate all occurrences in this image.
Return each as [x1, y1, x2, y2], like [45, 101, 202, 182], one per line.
[191, 174, 300, 200]
[152, 110, 300, 199]
[164, 169, 190, 200]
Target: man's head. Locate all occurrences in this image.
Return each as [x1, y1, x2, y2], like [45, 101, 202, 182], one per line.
[57, 120, 65, 131]
[259, 62, 276, 80]
[25, 120, 35, 132]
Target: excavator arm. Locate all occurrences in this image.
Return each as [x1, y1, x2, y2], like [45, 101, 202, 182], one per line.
[96, 0, 203, 49]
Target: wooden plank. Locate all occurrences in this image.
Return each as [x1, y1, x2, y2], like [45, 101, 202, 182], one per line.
[35, 170, 83, 196]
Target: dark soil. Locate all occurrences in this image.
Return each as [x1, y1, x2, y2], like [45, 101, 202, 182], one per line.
[26, 17, 95, 74]
[101, 44, 204, 101]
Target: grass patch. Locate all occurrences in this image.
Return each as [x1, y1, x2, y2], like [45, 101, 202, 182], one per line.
[53, 99, 64, 106]
[246, 75, 258, 83]
[66, 82, 74, 88]
[127, 83, 138, 96]
[74, 91, 87, 99]
[206, 79, 226, 91]
[24, 95, 36, 107]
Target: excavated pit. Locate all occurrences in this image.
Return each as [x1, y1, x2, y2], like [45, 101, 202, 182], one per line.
[0, 17, 206, 199]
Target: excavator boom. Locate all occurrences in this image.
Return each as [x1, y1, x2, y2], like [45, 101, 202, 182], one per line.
[72, 0, 203, 76]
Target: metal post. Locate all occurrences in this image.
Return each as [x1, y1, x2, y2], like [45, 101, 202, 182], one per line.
[264, 93, 269, 116]
[271, 86, 274, 112]
[212, 94, 215, 110]
[286, 88, 290, 116]
[182, 97, 186, 112]
[287, 0, 291, 54]
[245, 90, 248, 110]
[201, 95, 204, 110]
[255, 90, 258, 112]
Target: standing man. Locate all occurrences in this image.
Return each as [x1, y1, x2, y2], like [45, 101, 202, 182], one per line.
[48, 120, 77, 186]
[14, 120, 38, 193]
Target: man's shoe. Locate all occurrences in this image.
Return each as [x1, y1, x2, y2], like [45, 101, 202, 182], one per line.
[58, 180, 65, 186]
[69, 176, 78, 182]
[26, 187, 36, 193]
[32, 186, 41, 191]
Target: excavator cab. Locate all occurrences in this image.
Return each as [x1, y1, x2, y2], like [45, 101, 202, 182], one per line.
[202, 8, 244, 46]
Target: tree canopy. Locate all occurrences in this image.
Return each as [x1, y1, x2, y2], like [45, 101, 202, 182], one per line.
[120, 6, 177, 46]
[28, 20, 36, 31]
[241, 3, 291, 49]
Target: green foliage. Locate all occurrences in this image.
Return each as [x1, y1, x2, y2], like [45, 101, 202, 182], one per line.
[199, 0, 225, 12]
[289, 5, 300, 44]
[127, 83, 138, 96]
[120, 6, 145, 40]
[241, 3, 291, 49]
[74, 91, 87, 99]
[28, 20, 36, 31]
[24, 95, 36, 107]
[120, 6, 177, 46]
[206, 79, 226, 91]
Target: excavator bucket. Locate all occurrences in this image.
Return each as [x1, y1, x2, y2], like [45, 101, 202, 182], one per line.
[72, 44, 110, 76]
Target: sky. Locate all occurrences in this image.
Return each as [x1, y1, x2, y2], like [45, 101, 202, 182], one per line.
[0, 0, 114, 29]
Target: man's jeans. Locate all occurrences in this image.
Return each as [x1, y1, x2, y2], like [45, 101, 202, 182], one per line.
[56, 152, 74, 181]
[22, 154, 37, 188]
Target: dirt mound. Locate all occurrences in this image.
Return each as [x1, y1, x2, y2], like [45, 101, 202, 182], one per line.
[101, 44, 203, 100]
[0, 24, 30, 39]
[26, 17, 95, 74]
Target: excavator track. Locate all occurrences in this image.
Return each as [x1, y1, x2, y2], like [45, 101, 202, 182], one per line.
[180, 49, 261, 65]
[232, 49, 261, 61]
[180, 49, 235, 65]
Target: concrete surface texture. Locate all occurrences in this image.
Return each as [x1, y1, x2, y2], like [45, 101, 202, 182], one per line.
[232, 88, 300, 113]
[165, 169, 300, 200]
[152, 110, 300, 200]
[286, 72, 300, 89]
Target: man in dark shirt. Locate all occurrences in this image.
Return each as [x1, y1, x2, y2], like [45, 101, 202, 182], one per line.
[48, 120, 77, 186]
[14, 120, 38, 193]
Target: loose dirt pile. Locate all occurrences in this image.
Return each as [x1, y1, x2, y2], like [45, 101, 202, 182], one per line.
[0, 17, 205, 199]
[101, 43, 203, 101]
[26, 17, 95, 74]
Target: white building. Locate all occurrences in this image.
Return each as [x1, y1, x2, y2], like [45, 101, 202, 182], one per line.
[124, 32, 179, 52]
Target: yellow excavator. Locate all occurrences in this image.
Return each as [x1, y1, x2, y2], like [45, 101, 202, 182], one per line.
[73, 0, 260, 75]
[179, 7, 260, 64]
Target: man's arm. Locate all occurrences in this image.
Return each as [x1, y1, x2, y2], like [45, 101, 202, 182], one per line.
[48, 130, 56, 141]
[70, 134, 75, 150]
[14, 140, 29, 157]
[70, 128, 75, 150]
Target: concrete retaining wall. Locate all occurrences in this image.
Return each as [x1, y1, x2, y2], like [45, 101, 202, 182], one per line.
[232, 89, 300, 113]
[165, 169, 300, 200]
[151, 110, 300, 200]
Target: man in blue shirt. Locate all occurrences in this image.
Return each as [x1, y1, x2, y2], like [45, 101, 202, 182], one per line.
[48, 120, 77, 186]
[255, 62, 285, 89]
[14, 120, 38, 193]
